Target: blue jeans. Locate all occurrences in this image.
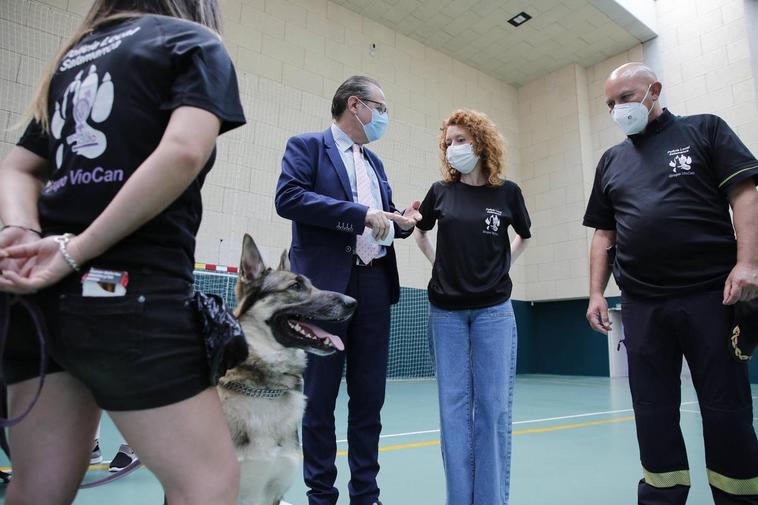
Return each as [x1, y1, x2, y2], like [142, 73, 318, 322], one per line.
[429, 300, 518, 505]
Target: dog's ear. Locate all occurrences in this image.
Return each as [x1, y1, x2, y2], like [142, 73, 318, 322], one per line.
[277, 249, 290, 271]
[240, 233, 266, 282]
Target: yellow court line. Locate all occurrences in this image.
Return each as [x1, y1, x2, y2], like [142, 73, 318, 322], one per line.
[336, 416, 635, 456]
[513, 415, 634, 435]
[2, 417, 636, 468]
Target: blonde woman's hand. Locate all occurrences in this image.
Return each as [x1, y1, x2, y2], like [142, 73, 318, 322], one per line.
[0, 235, 80, 294]
[0, 226, 41, 278]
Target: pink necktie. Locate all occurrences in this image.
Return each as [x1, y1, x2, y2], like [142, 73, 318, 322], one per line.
[353, 144, 381, 264]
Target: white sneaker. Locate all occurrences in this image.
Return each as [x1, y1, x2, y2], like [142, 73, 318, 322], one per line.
[90, 439, 102, 465]
[108, 444, 137, 472]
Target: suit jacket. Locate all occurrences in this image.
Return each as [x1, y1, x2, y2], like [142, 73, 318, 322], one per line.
[275, 127, 410, 304]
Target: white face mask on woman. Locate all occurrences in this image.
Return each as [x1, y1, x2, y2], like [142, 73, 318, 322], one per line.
[446, 143, 479, 174]
[610, 84, 653, 135]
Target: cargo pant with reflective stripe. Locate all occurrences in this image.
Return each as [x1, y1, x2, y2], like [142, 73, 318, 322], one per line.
[621, 290, 758, 505]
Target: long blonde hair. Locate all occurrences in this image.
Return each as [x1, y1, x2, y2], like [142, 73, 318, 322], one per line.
[27, 0, 222, 132]
[439, 109, 506, 187]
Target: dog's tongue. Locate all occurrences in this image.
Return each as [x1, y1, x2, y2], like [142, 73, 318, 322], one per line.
[299, 321, 345, 351]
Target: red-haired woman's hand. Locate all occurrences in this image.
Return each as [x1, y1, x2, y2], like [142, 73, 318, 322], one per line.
[387, 201, 422, 231]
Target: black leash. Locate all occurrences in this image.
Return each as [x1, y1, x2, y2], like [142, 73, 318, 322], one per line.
[0, 293, 47, 428]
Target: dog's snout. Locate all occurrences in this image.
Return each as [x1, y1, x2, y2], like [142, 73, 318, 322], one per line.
[343, 296, 357, 310]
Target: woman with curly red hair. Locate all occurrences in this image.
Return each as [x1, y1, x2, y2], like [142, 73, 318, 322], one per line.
[414, 109, 531, 505]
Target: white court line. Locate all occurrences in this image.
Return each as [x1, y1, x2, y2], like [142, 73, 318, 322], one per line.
[681, 407, 758, 421]
[336, 409, 635, 443]
[336, 429, 442, 444]
[681, 409, 701, 415]
[512, 408, 633, 425]
[335, 400, 747, 443]
[513, 400, 696, 422]
[338, 407, 637, 443]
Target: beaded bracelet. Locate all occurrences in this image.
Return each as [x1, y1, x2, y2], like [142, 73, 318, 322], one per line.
[0, 224, 42, 236]
[53, 233, 81, 272]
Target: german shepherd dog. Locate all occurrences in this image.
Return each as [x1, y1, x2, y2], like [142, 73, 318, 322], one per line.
[219, 234, 356, 505]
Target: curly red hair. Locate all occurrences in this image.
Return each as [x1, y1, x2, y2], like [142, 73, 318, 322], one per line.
[439, 109, 506, 186]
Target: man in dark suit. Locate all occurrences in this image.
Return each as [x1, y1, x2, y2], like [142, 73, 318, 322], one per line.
[275, 75, 421, 505]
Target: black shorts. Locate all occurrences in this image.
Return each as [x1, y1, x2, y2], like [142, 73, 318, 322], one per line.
[3, 270, 210, 411]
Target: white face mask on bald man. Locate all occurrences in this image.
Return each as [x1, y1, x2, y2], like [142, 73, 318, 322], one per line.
[611, 84, 653, 135]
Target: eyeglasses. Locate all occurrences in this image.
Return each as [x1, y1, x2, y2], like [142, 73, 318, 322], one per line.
[360, 98, 388, 115]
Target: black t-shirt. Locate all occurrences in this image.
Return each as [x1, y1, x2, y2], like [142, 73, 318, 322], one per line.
[417, 180, 532, 309]
[583, 109, 758, 299]
[17, 15, 246, 282]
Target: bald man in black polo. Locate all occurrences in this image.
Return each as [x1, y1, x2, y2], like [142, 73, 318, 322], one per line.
[584, 62, 758, 505]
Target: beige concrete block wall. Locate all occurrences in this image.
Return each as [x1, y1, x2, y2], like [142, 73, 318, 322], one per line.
[516, 63, 601, 301]
[0, 0, 520, 292]
[0, 1, 79, 158]
[654, 0, 758, 154]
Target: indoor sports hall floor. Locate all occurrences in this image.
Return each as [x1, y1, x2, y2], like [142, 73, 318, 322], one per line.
[2, 374, 756, 505]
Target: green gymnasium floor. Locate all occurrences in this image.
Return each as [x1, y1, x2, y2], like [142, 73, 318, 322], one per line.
[2, 375, 757, 505]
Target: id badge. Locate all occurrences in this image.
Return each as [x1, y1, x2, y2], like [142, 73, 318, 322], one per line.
[81, 268, 129, 297]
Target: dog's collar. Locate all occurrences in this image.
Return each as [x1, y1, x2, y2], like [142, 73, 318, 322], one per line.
[219, 379, 293, 399]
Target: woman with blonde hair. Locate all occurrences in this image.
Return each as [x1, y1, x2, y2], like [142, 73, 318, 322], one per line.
[414, 109, 531, 505]
[0, 0, 245, 503]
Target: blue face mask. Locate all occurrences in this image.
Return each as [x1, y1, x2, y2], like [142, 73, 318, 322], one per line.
[355, 99, 388, 143]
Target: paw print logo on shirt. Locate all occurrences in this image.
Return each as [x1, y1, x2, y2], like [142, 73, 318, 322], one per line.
[669, 154, 692, 173]
[485, 214, 500, 233]
[51, 64, 114, 170]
